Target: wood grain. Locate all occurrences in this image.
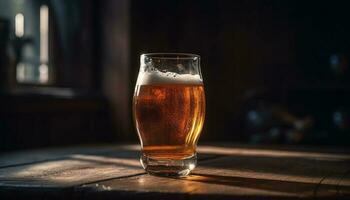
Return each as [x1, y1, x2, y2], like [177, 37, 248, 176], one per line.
[0, 144, 139, 168]
[0, 144, 349, 199]
[79, 149, 350, 199]
[0, 146, 144, 188]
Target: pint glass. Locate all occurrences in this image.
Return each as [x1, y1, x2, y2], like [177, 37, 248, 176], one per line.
[133, 53, 205, 176]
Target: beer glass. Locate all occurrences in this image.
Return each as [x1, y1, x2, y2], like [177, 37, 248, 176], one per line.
[133, 53, 205, 176]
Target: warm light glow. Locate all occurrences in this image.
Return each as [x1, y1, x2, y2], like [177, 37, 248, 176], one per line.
[40, 5, 49, 83]
[7, 156, 141, 184]
[39, 64, 49, 83]
[15, 13, 24, 37]
[197, 146, 350, 161]
[188, 163, 196, 170]
[40, 5, 49, 63]
[70, 154, 141, 167]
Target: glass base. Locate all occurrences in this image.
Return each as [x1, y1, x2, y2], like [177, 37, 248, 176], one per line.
[140, 153, 197, 177]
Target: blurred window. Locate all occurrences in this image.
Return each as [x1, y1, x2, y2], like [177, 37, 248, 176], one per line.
[0, 0, 97, 90]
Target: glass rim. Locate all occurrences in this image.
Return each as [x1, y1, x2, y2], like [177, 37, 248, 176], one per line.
[141, 53, 200, 60]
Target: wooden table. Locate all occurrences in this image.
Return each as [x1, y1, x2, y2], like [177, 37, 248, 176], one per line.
[0, 144, 349, 199]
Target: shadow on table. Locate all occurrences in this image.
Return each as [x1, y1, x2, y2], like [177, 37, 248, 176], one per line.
[1, 144, 350, 196]
[182, 173, 350, 198]
[195, 145, 350, 181]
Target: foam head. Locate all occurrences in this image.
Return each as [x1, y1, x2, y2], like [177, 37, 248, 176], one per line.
[136, 70, 203, 85]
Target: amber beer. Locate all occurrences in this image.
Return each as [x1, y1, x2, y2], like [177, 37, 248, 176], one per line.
[134, 53, 204, 176]
[133, 83, 205, 160]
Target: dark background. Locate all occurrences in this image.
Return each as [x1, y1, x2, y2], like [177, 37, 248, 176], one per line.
[1, 0, 350, 151]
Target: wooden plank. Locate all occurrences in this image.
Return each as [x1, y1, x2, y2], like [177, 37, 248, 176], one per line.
[0, 145, 349, 199]
[197, 145, 350, 161]
[0, 150, 144, 188]
[78, 146, 350, 199]
[2, 144, 347, 168]
[78, 174, 301, 200]
[0, 144, 140, 168]
[0, 144, 218, 168]
[314, 171, 350, 199]
[195, 147, 350, 199]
